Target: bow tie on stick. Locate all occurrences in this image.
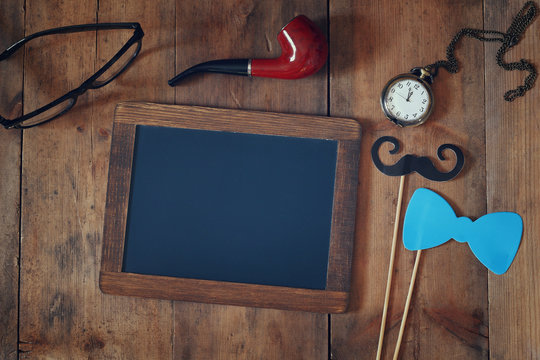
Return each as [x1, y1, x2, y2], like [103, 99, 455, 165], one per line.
[403, 188, 522, 275]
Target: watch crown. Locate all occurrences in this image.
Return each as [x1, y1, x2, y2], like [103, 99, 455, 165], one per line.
[419, 68, 431, 79]
[410, 67, 434, 84]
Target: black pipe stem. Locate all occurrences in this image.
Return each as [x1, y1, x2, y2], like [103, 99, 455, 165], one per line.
[168, 59, 250, 86]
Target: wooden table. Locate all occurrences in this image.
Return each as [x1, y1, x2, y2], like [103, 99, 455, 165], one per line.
[1, 0, 538, 358]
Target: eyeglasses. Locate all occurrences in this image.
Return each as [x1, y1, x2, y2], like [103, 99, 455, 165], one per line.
[0, 22, 144, 129]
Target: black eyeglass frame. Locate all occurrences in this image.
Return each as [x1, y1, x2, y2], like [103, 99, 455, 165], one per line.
[0, 22, 144, 129]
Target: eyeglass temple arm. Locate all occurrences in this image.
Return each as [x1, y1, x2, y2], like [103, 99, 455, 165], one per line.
[0, 22, 141, 61]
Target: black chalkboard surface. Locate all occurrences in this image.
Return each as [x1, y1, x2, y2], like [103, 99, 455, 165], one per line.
[100, 103, 361, 313]
[123, 125, 338, 290]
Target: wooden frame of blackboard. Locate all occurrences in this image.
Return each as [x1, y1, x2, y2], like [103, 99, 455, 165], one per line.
[99, 102, 361, 313]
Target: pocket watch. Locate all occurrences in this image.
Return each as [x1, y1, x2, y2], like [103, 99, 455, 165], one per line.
[380, 67, 434, 127]
[379, 3, 537, 127]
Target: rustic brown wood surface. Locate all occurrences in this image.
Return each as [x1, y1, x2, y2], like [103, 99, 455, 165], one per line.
[0, 0, 537, 359]
[112, 102, 360, 139]
[0, 1, 23, 359]
[100, 271, 350, 313]
[485, 1, 540, 360]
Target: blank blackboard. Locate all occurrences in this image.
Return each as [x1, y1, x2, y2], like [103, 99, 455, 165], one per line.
[100, 103, 361, 313]
[122, 125, 338, 290]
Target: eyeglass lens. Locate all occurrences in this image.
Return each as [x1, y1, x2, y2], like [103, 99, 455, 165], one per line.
[17, 97, 76, 128]
[92, 40, 141, 88]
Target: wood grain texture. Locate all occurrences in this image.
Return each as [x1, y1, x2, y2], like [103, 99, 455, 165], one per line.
[100, 103, 359, 312]
[100, 123, 136, 273]
[174, 303, 328, 360]
[18, 0, 176, 358]
[7, 0, 539, 358]
[329, 0, 489, 359]
[0, 1, 23, 358]
[326, 140, 361, 292]
[114, 102, 361, 139]
[485, 1, 540, 359]
[19, 3, 103, 358]
[173, 1, 330, 359]
[101, 271, 349, 313]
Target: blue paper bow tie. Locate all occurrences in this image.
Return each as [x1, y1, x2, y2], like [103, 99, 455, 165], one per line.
[403, 188, 522, 275]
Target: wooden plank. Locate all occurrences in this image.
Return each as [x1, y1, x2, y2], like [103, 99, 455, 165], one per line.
[100, 123, 136, 273]
[114, 102, 361, 139]
[101, 272, 349, 313]
[485, 0, 540, 359]
[174, 304, 328, 360]
[18, 0, 176, 358]
[326, 140, 361, 292]
[19, 3, 102, 358]
[0, 1, 23, 358]
[329, 0, 489, 359]
[173, 1, 330, 359]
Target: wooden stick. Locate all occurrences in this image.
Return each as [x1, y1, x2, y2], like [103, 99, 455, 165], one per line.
[393, 249, 422, 360]
[376, 175, 405, 360]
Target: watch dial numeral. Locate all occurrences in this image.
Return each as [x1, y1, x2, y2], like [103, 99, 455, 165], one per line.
[391, 88, 395, 93]
[397, 83, 403, 89]
[413, 113, 418, 118]
[406, 81, 411, 86]
[421, 90, 425, 95]
[391, 105, 395, 110]
[419, 107, 424, 112]
[404, 114, 409, 120]
[388, 96, 393, 102]
[422, 99, 427, 104]
[414, 84, 419, 90]
[396, 111, 401, 116]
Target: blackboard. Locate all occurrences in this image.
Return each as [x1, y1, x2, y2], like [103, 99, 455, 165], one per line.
[100, 102, 361, 313]
[123, 125, 337, 290]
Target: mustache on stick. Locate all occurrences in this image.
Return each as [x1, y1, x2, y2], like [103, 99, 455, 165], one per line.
[371, 136, 464, 182]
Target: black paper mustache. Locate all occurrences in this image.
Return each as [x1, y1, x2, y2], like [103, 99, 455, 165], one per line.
[371, 136, 464, 181]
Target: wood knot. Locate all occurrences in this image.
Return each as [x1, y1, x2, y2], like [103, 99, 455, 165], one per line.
[83, 335, 105, 352]
[98, 128, 109, 138]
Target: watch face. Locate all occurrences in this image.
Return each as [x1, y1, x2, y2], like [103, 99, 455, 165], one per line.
[381, 75, 433, 126]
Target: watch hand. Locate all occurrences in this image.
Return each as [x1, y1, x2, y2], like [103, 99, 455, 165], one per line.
[406, 89, 413, 102]
[396, 92, 408, 100]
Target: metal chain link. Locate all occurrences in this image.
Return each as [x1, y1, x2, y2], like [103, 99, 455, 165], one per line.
[425, 1, 537, 101]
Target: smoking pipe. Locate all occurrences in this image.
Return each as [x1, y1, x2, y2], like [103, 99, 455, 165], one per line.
[168, 15, 328, 86]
